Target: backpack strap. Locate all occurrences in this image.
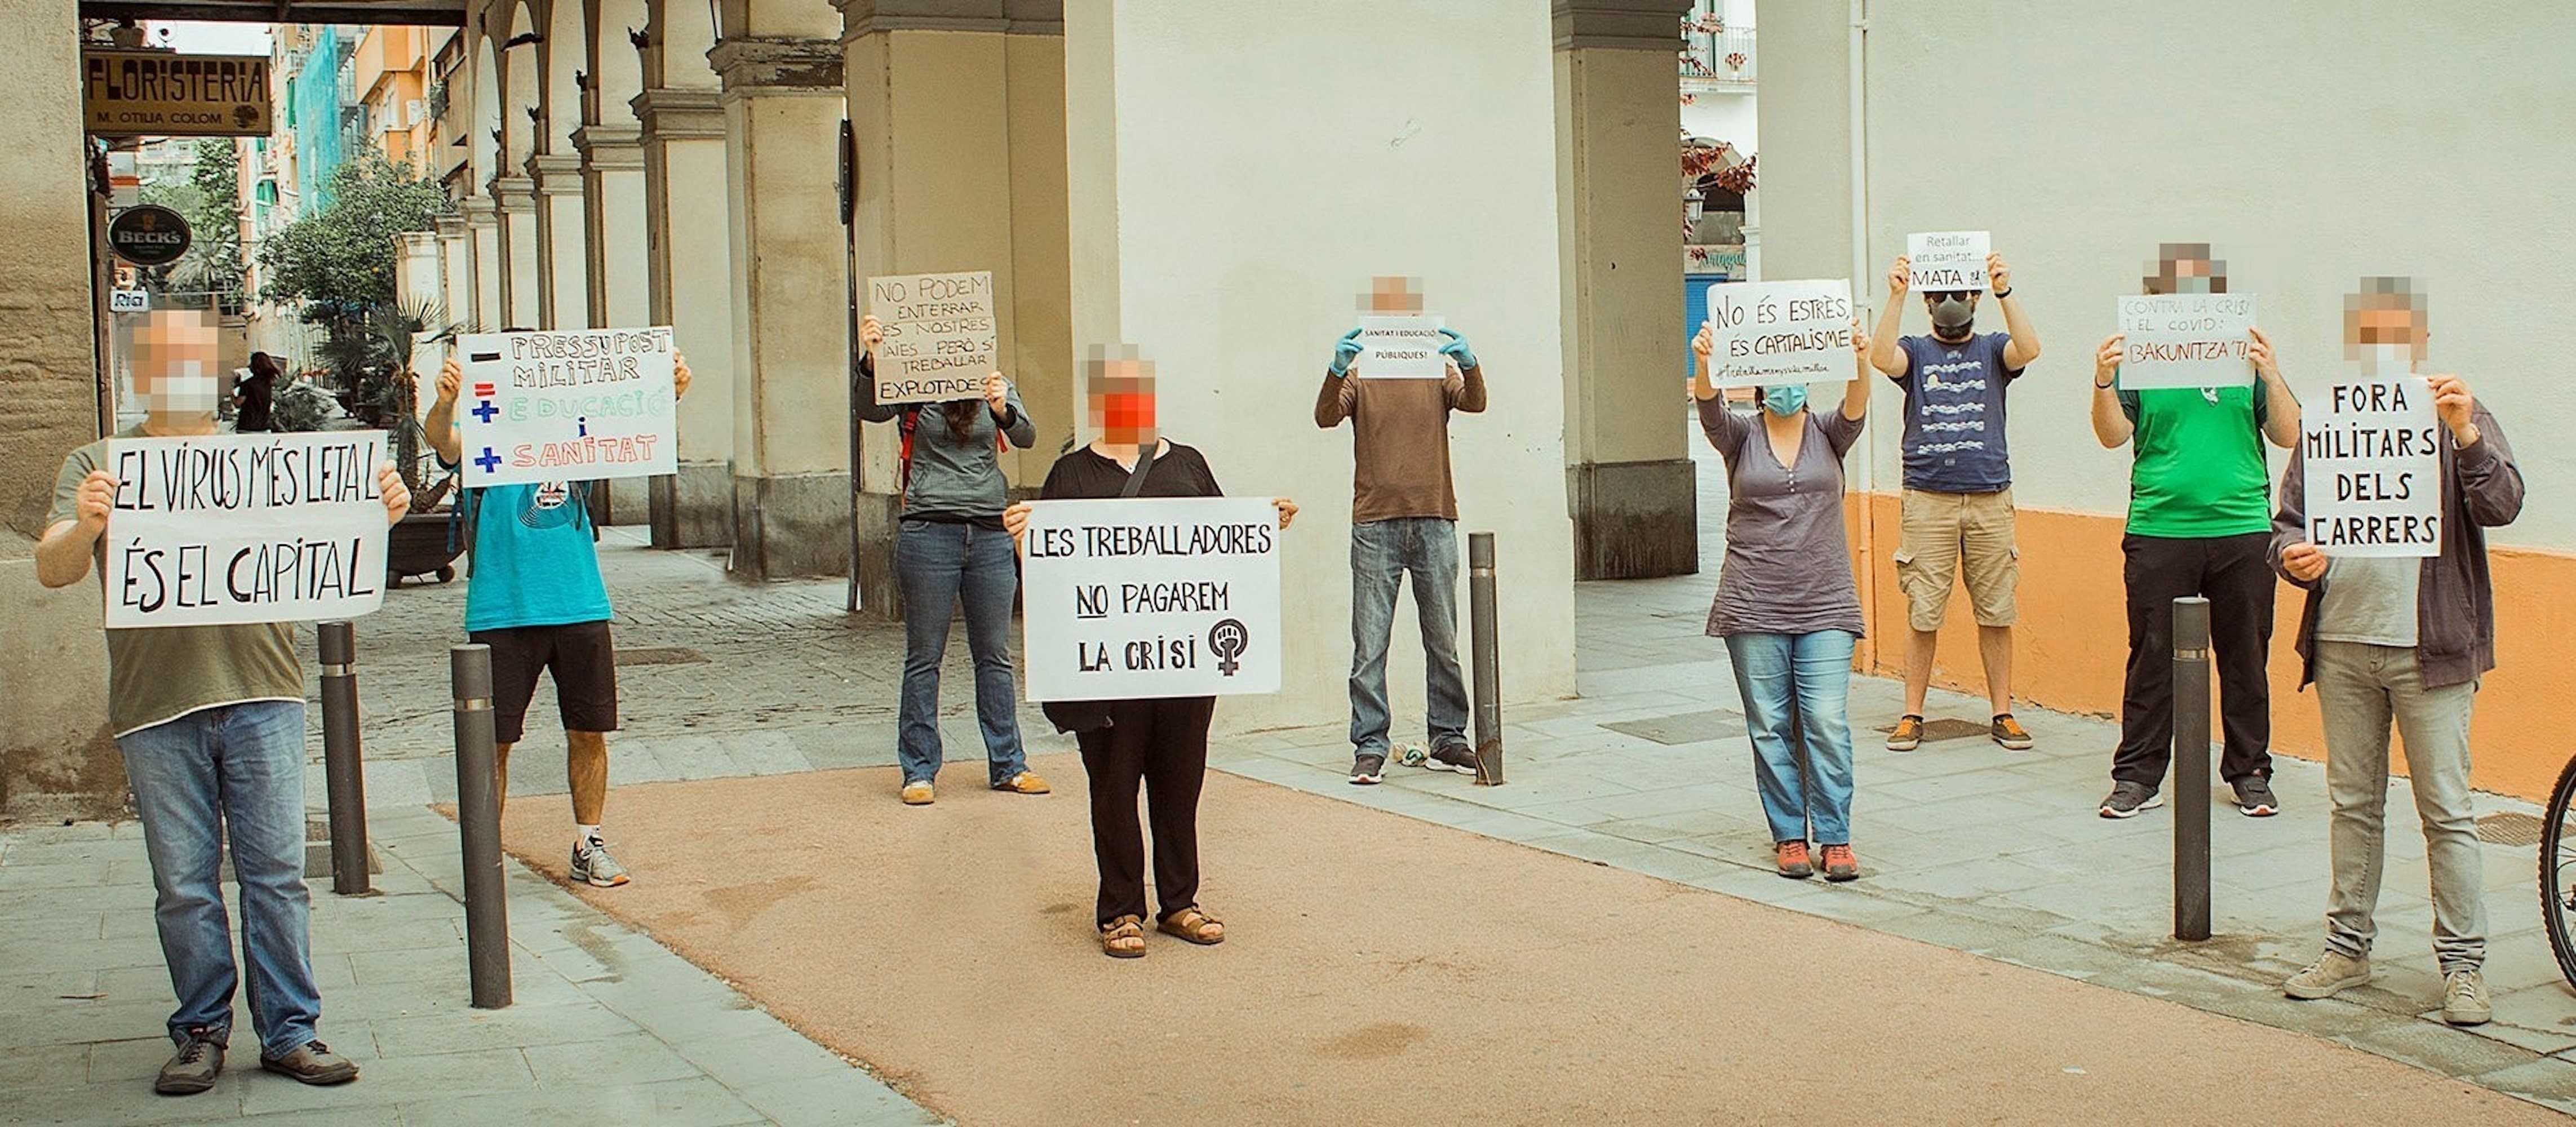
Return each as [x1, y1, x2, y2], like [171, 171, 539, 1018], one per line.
[896, 407, 921, 507]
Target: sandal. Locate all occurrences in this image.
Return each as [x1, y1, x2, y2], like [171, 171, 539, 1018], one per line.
[1099, 915, 1147, 959]
[1157, 906, 1225, 946]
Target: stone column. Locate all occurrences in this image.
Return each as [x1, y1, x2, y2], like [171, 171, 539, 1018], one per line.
[635, 86, 738, 548]
[528, 153, 593, 330]
[1557, 0, 1698, 579]
[490, 174, 544, 330]
[712, 36, 852, 579]
[459, 196, 502, 332]
[836, 0, 1068, 613]
[434, 215, 476, 333]
[577, 126, 654, 524]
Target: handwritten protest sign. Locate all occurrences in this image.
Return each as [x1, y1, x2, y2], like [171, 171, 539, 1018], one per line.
[102, 431, 392, 628]
[2304, 375, 2441, 557]
[455, 327, 677, 487]
[867, 270, 998, 405]
[1356, 315, 1447, 379]
[2114, 293, 2258, 390]
[1907, 231, 1990, 291]
[1701, 278, 1856, 389]
[1021, 498, 1283, 702]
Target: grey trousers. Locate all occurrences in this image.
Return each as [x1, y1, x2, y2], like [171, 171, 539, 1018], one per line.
[2313, 640, 2486, 973]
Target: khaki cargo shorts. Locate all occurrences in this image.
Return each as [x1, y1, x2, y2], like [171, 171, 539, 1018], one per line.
[1894, 488, 2019, 632]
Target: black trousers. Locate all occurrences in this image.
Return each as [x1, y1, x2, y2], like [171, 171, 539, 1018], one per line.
[1075, 696, 1216, 927]
[2114, 532, 2276, 788]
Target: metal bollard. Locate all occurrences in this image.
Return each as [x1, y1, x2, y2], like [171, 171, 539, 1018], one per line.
[317, 622, 371, 895]
[1469, 531, 1504, 786]
[2172, 597, 2213, 942]
[450, 645, 513, 1009]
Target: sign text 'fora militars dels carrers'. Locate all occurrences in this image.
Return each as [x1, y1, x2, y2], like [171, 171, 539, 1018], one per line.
[2304, 374, 2442, 557]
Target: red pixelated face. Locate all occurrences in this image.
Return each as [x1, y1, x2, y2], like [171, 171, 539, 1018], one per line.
[1083, 353, 1158, 445]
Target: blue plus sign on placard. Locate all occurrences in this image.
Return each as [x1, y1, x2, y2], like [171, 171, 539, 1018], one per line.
[471, 400, 498, 423]
[475, 447, 502, 473]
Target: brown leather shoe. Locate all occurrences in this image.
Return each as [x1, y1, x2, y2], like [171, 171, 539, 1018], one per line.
[1886, 715, 1925, 752]
[260, 1041, 358, 1086]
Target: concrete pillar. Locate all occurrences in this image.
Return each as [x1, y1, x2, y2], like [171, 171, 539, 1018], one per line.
[529, 153, 593, 330]
[712, 36, 852, 579]
[459, 196, 502, 332]
[635, 86, 739, 548]
[434, 216, 475, 335]
[577, 127, 655, 524]
[836, 0, 1068, 613]
[1557, 0, 1697, 580]
[491, 175, 544, 330]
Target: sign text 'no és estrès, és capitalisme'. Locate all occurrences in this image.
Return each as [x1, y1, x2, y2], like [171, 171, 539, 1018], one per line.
[455, 328, 678, 487]
[2304, 375, 2442, 557]
[1700, 278, 1856, 389]
[1020, 498, 1284, 702]
[1356, 316, 1447, 379]
[868, 271, 999, 405]
[1907, 231, 1990, 292]
[2115, 293, 2259, 390]
[103, 431, 393, 628]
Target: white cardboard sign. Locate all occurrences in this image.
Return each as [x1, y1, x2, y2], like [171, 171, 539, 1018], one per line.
[867, 270, 998, 405]
[1021, 497, 1284, 702]
[1355, 315, 1448, 379]
[455, 328, 677, 486]
[1700, 278, 1856, 389]
[101, 431, 392, 628]
[1906, 231, 1990, 292]
[2114, 294, 2259, 390]
[2304, 374, 2442, 557]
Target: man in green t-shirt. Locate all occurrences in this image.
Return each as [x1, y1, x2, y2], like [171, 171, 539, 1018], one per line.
[2086, 245, 2301, 819]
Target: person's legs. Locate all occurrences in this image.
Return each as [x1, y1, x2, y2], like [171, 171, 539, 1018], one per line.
[2386, 650, 2488, 974]
[1724, 633, 1808, 844]
[471, 627, 548, 819]
[1409, 520, 1471, 755]
[1976, 627, 2015, 716]
[2113, 534, 2202, 789]
[1961, 489, 2021, 716]
[894, 521, 968, 784]
[960, 525, 1031, 784]
[1896, 490, 1961, 716]
[212, 702, 323, 1058]
[2204, 531, 2277, 782]
[1143, 697, 1217, 921]
[117, 713, 237, 1045]
[1078, 702, 1155, 925]
[1789, 631, 1859, 846]
[549, 622, 621, 829]
[1346, 521, 1403, 759]
[2313, 641, 2396, 964]
[566, 732, 610, 826]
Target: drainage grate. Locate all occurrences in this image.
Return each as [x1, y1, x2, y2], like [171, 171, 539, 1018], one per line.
[1600, 710, 1746, 747]
[1873, 717, 1990, 744]
[615, 646, 708, 666]
[2478, 811, 2545, 848]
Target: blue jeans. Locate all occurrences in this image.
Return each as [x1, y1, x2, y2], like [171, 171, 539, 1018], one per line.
[116, 700, 322, 1057]
[1348, 518, 1470, 757]
[896, 520, 1028, 786]
[1724, 631, 1858, 846]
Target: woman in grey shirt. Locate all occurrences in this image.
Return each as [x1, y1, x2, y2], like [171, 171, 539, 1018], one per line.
[1691, 319, 1873, 881]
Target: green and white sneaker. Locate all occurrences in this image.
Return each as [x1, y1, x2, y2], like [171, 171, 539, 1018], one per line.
[570, 836, 631, 888]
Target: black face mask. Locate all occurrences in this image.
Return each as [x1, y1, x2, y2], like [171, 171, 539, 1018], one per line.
[1928, 295, 1976, 340]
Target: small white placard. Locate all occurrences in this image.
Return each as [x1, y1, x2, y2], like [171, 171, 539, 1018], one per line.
[1021, 497, 1284, 702]
[867, 270, 999, 405]
[1906, 230, 1990, 292]
[2114, 294, 2259, 390]
[1355, 315, 1447, 379]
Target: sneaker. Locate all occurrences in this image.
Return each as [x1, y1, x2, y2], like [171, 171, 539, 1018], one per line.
[1819, 844, 1860, 882]
[259, 1041, 358, 1086]
[1426, 744, 1480, 775]
[2232, 775, 2280, 817]
[154, 1027, 224, 1095]
[569, 836, 630, 888]
[2283, 951, 2371, 1000]
[901, 779, 935, 806]
[1349, 753, 1386, 786]
[1774, 840, 1814, 879]
[1990, 714, 2034, 751]
[993, 771, 1052, 795]
[2099, 782, 2163, 819]
[2442, 969, 2492, 1026]
[1886, 715, 1925, 752]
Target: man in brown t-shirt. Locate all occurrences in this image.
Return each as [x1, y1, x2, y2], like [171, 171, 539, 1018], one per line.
[1314, 278, 1488, 783]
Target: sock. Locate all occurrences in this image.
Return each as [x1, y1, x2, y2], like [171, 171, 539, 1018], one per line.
[576, 824, 602, 848]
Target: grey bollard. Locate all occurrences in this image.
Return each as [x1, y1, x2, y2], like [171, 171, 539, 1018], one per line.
[317, 622, 371, 895]
[1469, 531, 1504, 786]
[2172, 597, 2213, 942]
[450, 644, 513, 1008]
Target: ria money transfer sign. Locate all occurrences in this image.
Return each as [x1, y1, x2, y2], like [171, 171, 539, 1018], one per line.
[455, 328, 678, 487]
[1021, 498, 1284, 702]
[102, 431, 392, 628]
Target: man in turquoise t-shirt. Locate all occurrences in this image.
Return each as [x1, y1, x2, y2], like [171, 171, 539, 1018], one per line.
[426, 345, 693, 887]
[2087, 245, 2301, 819]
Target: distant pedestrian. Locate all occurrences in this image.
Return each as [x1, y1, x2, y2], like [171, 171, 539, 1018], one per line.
[1690, 317, 1873, 882]
[233, 350, 277, 432]
[856, 313, 1050, 806]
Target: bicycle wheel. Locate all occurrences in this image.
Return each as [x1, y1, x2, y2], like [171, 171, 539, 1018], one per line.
[2538, 752, 2576, 989]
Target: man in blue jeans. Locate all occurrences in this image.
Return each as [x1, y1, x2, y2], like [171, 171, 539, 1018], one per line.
[1314, 278, 1488, 783]
[36, 312, 408, 1094]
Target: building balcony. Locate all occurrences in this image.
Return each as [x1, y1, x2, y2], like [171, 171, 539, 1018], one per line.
[1680, 23, 1755, 90]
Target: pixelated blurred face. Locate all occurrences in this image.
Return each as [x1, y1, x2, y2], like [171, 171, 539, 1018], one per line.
[1084, 350, 1158, 447]
[2144, 243, 2227, 295]
[2344, 283, 2429, 370]
[134, 310, 220, 415]
[1360, 276, 1426, 316]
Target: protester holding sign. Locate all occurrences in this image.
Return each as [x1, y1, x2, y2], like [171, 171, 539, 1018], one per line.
[428, 344, 694, 888]
[36, 309, 407, 1095]
[2088, 245, 2301, 819]
[2269, 278, 2522, 1027]
[1005, 347, 1298, 958]
[854, 313, 1049, 805]
[1690, 316, 1873, 882]
[1314, 276, 1487, 784]
[1867, 249, 2042, 752]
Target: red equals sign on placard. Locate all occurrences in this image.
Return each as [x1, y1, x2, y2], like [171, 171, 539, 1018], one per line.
[472, 383, 495, 397]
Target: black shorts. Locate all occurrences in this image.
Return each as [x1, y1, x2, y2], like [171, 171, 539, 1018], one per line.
[468, 621, 619, 745]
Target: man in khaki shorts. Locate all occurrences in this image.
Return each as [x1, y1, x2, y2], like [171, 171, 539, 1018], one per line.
[1866, 250, 2042, 751]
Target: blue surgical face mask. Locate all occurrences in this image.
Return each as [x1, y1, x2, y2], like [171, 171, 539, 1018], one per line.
[1762, 384, 1808, 416]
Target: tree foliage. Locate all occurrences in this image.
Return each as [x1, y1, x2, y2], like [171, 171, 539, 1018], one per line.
[134, 139, 247, 302]
[255, 149, 451, 316]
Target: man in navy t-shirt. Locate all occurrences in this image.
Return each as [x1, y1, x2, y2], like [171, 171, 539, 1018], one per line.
[1866, 250, 2042, 753]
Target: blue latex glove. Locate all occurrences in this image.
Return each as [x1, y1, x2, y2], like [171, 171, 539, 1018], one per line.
[1329, 327, 1364, 376]
[1438, 327, 1478, 371]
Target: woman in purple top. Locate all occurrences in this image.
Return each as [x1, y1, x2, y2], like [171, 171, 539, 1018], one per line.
[1691, 319, 1874, 881]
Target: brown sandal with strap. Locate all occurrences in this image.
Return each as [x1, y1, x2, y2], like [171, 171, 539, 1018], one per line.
[1157, 906, 1225, 946]
[1099, 915, 1147, 959]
